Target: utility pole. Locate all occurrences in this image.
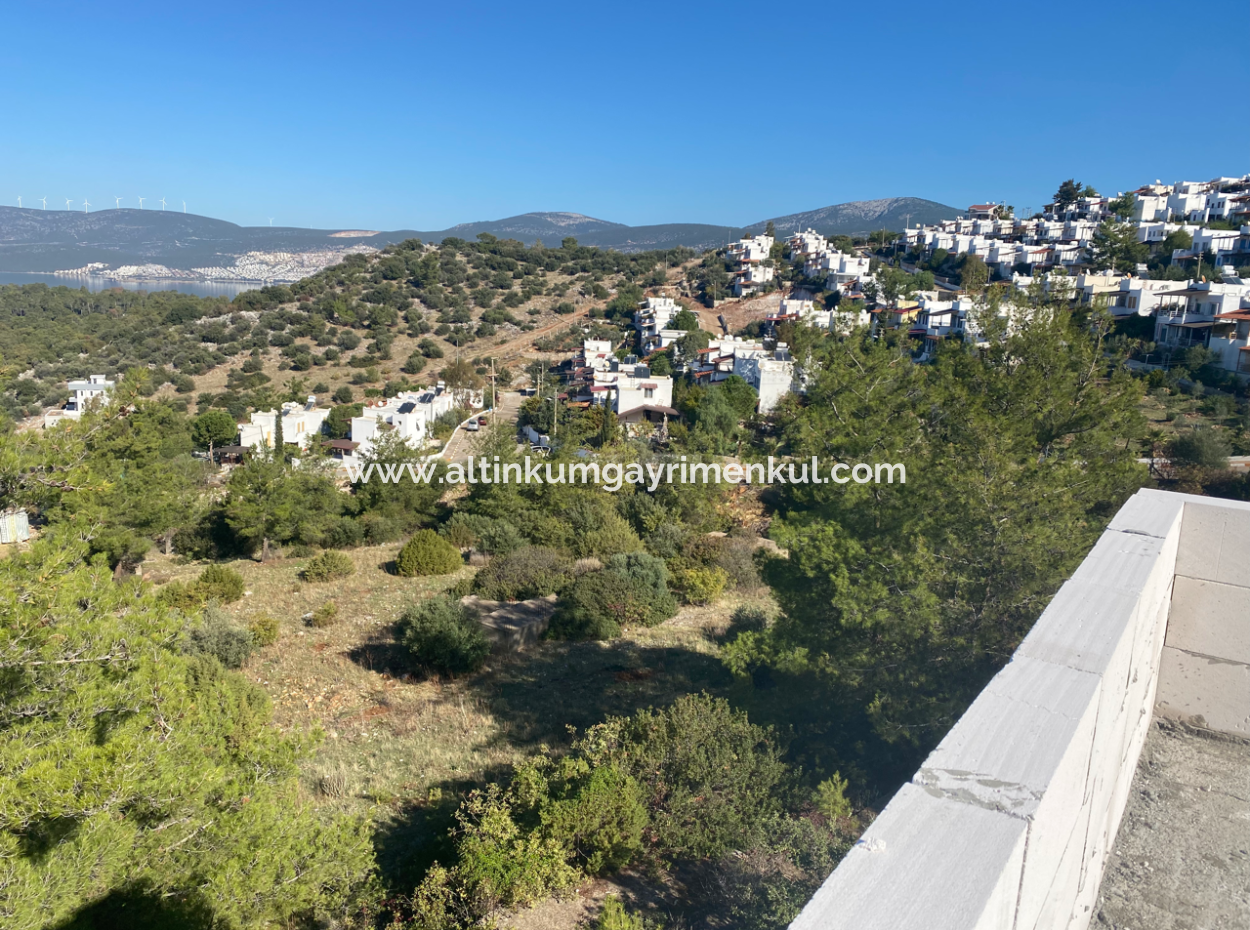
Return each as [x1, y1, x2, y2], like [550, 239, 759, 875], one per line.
[489, 356, 496, 421]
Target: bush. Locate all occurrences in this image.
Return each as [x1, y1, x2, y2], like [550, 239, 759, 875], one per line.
[184, 607, 255, 669]
[301, 550, 355, 582]
[604, 552, 677, 626]
[1170, 427, 1232, 469]
[308, 601, 339, 628]
[593, 896, 649, 930]
[547, 572, 633, 640]
[813, 773, 852, 822]
[398, 596, 490, 676]
[588, 694, 786, 858]
[396, 530, 463, 576]
[441, 513, 525, 556]
[532, 759, 647, 876]
[472, 546, 573, 601]
[197, 564, 245, 603]
[249, 614, 280, 647]
[673, 566, 727, 605]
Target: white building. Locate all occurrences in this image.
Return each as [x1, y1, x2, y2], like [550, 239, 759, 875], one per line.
[240, 396, 331, 451]
[788, 229, 828, 260]
[734, 344, 795, 414]
[1153, 281, 1250, 371]
[347, 383, 465, 460]
[634, 296, 686, 353]
[1105, 277, 1191, 318]
[689, 335, 797, 414]
[726, 234, 775, 297]
[588, 363, 674, 417]
[62, 374, 115, 419]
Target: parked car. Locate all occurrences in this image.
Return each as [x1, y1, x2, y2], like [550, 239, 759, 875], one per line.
[465, 419, 480, 432]
[477, 415, 488, 425]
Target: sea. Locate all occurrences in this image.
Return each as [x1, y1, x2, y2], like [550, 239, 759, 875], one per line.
[0, 272, 258, 299]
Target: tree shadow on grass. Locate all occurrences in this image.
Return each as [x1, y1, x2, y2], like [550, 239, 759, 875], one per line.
[345, 623, 413, 678]
[466, 638, 737, 754]
[370, 764, 514, 894]
[53, 882, 216, 930]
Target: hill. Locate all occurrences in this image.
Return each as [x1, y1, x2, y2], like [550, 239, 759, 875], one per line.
[0, 198, 960, 278]
[739, 197, 959, 238]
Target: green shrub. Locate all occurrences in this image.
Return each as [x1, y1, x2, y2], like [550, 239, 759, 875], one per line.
[673, 566, 727, 605]
[814, 773, 852, 822]
[593, 896, 649, 930]
[445, 783, 579, 912]
[586, 694, 786, 859]
[533, 759, 647, 875]
[604, 552, 677, 626]
[546, 572, 632, 640]
[308, 601, 339, 628]
[441, 513, 525, 556]
[184, 607, 255, 669]
[473, 546, 573, 601]
[158, 579, 207, 610]
[396, 530, 463, 577]
[249, 614, 280, 646]
[398, 596, 490, 676]
[446, 575, 474, 599]
[300, 550, 355, 582]
[1169, 426, 1232, 469]
[197, 564, 245, 603]
[548, 553, 680, 641]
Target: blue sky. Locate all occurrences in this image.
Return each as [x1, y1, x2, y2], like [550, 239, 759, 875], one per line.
[2, 1, 1246, 231]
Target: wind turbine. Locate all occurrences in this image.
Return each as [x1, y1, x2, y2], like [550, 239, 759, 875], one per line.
[82, 198, 91, 214]
[115, 196, 122, 209]
[137, 196, 144, 209]
[268, 217, 274, 226]
[17, 196, 21, 208]
[65, 198, 73, 210]
[159, 196, 167, 211]
[182, 200, 187, 213]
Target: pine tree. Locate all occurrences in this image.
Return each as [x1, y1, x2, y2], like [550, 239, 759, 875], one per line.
[0, 526, 374, 928]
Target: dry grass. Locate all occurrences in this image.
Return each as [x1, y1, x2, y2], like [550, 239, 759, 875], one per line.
[144, 543, 774, 894]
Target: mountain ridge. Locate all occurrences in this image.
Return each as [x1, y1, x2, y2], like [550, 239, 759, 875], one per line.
[0, 197, 960, 275]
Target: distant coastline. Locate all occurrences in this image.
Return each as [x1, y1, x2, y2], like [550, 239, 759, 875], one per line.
[0, 271, 258, 298]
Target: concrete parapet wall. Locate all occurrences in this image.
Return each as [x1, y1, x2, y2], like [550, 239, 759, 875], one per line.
[791, 490, 1250, 930]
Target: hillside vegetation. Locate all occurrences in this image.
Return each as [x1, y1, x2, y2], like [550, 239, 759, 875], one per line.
[0, 235, 693, 420]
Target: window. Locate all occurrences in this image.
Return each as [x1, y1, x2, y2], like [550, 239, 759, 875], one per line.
[644, 388, 654, 399]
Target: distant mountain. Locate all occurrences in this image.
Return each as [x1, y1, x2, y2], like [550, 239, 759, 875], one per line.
[0, 207, 411, 273]
[0, 198, 961, 276]
[740, 197, 960, 238]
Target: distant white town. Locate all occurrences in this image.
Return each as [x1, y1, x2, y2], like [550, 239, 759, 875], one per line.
[47, 172, 1250, 461]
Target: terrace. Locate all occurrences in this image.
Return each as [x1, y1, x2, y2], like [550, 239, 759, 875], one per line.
[791, 489, 1250, 930]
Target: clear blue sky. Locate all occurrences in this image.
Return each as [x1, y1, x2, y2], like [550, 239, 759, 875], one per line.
[2, 1, 1246, 231]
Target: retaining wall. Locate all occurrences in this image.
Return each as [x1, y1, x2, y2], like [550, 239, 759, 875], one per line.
[791, 489, 1250, 930]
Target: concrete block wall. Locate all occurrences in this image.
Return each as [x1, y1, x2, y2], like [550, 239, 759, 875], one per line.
[790, 490, 1250, 930]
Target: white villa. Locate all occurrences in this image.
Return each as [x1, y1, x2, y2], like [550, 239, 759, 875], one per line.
[240, 397, 331, 451]
[726, 234, 775, 297]
[690, 335, 796, 414]
[62, 374, 115, 419]
[634, 296, 686, 353]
